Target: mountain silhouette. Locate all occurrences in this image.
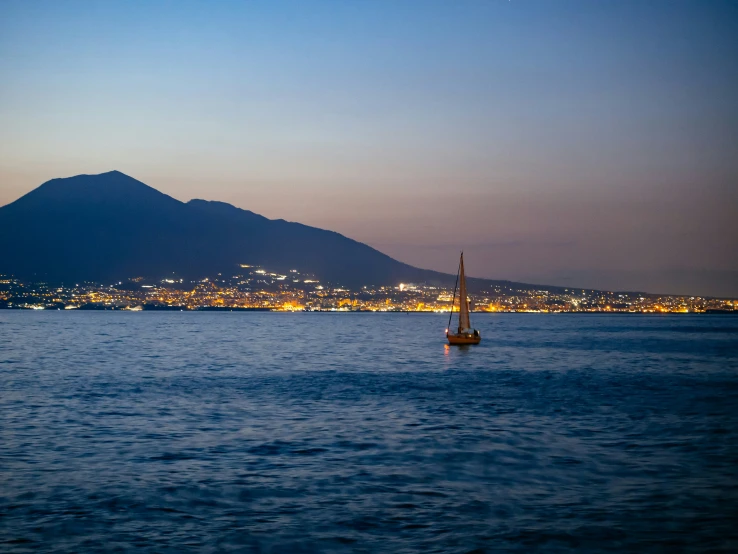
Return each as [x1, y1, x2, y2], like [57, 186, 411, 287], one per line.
[0, 171, 565, 292]
[0, 171, 436, 286]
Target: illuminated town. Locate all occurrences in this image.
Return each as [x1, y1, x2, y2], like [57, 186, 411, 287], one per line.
[0, 265, 735, 313]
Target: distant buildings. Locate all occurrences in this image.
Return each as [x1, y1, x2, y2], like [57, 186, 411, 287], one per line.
[0, 269, 735, 313]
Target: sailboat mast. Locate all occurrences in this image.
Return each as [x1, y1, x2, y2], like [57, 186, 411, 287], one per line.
[447, 253, 461, 332]
[458, 252, 471, 331]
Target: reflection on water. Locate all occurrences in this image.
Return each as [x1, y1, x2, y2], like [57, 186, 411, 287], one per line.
[1, 312, 737, 553]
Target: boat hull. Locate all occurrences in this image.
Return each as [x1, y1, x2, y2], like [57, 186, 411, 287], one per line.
[447, 333, 481, 345]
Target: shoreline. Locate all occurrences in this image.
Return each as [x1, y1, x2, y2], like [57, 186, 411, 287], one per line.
[1, 306, 735, 315]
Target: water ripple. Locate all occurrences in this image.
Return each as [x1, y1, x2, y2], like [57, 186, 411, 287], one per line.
[0, 312, 737, 552]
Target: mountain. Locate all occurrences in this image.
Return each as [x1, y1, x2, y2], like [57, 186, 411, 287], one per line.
[0, 171, 565, 291]
[0, 171, 433, 286]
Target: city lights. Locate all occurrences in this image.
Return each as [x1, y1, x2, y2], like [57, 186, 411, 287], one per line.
[0, 265, 734, 313]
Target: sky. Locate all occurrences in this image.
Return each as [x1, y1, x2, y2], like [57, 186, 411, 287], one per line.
[1, 0, 737, 296]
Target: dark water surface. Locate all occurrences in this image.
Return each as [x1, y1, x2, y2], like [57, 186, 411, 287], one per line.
[1, 312, 737, 553]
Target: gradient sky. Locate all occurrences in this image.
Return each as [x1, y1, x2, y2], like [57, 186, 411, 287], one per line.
[1, 0, 737, 296]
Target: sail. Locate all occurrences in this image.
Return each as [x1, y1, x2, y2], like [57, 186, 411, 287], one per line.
[458, 253, 471, 331]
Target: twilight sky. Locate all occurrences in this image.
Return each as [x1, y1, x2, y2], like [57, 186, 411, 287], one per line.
[1, 0, 737, 296]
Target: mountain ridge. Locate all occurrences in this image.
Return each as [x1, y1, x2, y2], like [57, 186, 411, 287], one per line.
[0, 171, 570, 292]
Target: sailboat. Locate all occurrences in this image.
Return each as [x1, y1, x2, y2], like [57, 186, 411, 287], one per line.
[446, 252, 481, 345]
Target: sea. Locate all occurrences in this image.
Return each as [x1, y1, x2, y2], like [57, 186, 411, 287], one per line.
[1, 311, 737, 553]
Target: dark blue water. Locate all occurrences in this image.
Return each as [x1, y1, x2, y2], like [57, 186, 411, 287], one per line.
[1, 312, 737, 553]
